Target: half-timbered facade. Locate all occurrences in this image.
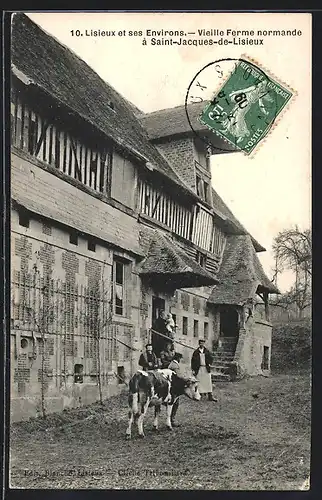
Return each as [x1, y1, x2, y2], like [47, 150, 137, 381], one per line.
[10, 13, 278, 422]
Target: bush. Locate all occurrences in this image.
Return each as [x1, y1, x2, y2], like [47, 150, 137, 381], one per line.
[271, 319, 311, 372]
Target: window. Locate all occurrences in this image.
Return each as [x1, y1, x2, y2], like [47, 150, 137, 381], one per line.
[196, 175, 205, 199]
[261, 346, 269, 370]
[113, 258, 125, 316]
[21, 338, 28, 349]
[193, 320, 199, 338]
[111, 152, 136, 209]
[196, 251, 207, 268]
[74, 364, 84, 383]
[117, 366, 125, 384]
[182, 316, 188, 336]
[69, 231, 78, 246]
[196, 175, 211, 205]
[204, 181, 210, 204]
[194, 138, 208, 169]
[204, 322, 209, 340]
[87, 239, 96, 252]
[172, 314, 176, 326]
[18, 211, 30, 228]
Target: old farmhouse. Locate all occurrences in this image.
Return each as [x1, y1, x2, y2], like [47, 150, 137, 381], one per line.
[10, 13, 279, 421]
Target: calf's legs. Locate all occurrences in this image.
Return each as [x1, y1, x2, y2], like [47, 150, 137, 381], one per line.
[126, 410, 134, 439]
[153, 405, 161, 430]
[166, 403, 174, 430]
[137, 397, 150, 438]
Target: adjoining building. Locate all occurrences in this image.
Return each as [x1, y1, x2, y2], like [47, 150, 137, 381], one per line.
[10, 13, 279, 422]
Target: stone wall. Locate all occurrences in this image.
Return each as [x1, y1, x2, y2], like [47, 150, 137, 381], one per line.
[11, 204, 141, 422]
[11, 200, 220, 421]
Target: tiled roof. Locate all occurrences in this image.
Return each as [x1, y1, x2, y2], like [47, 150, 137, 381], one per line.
[138, 226, 218, 288]
[208, 234, 279, 305]
[139, 102, 237, 149]
[11, 13, 198, 199]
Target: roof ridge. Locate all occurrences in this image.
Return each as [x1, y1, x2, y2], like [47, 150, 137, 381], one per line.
[140, 101, 206, 118]
[12, 13, 200, 200]
[139, 104, 187, 117]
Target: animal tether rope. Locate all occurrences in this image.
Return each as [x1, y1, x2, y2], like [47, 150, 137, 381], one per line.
[108, 329, 197, 353]
[149, 328, 196, 350]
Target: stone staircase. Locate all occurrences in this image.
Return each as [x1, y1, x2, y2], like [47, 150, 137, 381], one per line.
[211, 337, 238, 382]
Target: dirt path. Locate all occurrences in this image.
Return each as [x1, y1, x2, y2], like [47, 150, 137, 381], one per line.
[9, 371, 311, 490]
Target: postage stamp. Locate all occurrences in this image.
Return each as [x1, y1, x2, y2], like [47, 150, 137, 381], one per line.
[198, 57, 295, 155]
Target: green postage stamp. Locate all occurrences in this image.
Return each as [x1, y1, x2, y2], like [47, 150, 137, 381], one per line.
[199, 57, 295, 155]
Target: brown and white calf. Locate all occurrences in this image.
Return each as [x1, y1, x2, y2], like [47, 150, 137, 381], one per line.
[126, 369, 201, 439]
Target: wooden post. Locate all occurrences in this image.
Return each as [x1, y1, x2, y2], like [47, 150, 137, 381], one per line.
[264, 292, 270, 322]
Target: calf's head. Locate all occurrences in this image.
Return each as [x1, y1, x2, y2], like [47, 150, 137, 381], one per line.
[183, 378, 201, 401]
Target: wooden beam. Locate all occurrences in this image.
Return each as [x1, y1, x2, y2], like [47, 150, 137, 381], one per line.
[151, 193, 161, 218]
[34, 120, 49, 157]
[263, 291, 270, 321]
[70, 137, 82, 181]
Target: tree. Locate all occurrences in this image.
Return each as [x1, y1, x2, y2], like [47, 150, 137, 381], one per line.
[272, 226, 311, 319]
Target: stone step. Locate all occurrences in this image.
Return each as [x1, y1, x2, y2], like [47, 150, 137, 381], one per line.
[212, 360, 233, 367]
[213, 353, 235, 360]
[211, 372, 231, 382]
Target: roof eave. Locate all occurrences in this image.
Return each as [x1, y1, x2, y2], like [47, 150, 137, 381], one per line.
[139, 271, 218, 289]
[12, 199, 144, 258]
[252, 237, 266, 253]
[12, 72, 151, 166]
[12, 71, 201, 204]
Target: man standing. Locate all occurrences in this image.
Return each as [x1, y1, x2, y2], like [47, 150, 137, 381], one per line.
[138, 344, 160, 371]
[159, 341, 175, 368]
[168, 352, 184, 427]
[152, 310, 168, 357]
[191, 339, 217, 402]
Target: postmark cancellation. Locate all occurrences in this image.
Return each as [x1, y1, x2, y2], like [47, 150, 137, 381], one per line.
[198, 55, 296, 156]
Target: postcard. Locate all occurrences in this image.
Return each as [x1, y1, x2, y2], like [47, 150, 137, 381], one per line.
[8, 11, 311, 490]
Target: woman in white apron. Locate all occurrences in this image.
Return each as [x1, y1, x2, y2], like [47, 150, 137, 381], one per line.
[191, 339, 217, 401]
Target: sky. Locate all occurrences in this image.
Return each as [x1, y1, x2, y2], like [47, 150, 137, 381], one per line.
[25, 12, 311, 292]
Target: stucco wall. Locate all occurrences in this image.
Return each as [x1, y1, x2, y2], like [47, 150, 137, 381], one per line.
[237, 317, 272, 376]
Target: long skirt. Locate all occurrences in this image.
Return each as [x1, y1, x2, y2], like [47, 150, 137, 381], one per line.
[197, 366, 212, 394]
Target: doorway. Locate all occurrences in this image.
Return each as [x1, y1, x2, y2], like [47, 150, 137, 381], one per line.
[152, 296, 165, 323]
[220, 306, 239, 338]
[261, 346, 270, 370]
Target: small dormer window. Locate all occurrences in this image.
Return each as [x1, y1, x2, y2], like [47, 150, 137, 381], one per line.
[204, 181, 210, 204]
[108, 101, 115, 110]
[196, 176, 211, 205]
[196, 251, 207, 268]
